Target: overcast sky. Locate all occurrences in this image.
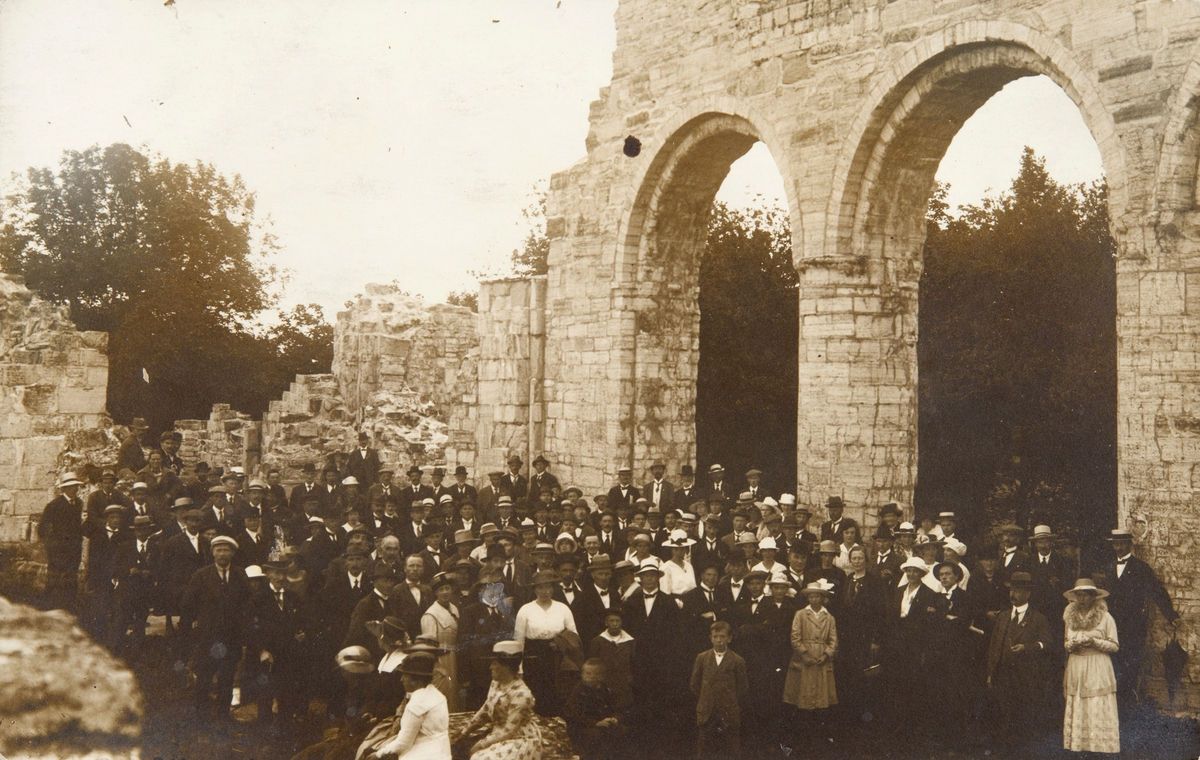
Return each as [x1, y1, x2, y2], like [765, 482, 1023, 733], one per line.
[0, 0, 1102, 318]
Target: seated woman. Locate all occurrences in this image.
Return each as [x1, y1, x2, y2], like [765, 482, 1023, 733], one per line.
[454, 641, 542, 760]
[359, 651, 451, 760]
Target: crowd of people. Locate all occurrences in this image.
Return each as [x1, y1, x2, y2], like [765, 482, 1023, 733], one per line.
[35, 421, 1185, 759]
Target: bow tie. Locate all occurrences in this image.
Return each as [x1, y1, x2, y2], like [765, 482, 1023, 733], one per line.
[644, 592, 657, 599]
[1116, 559, 1128, 566]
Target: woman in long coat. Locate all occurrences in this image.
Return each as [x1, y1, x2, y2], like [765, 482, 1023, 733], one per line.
[835, 546, 886, 716]
[1062, 578, 1120, 755]
[783, 580, 838, 710]
[421, 573, 461, 712]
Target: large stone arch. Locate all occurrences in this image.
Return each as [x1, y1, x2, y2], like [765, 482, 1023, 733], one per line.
[791, 29, 1127, 517]
[610, 108, 796, 470]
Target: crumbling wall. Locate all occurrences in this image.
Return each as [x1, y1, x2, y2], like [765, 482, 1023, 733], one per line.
[0, 275, 110, 543]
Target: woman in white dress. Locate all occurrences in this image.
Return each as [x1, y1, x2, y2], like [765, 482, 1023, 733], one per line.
[1062, 578, 1120, 755]
[660, 529, 696, 596]
[359, 651, 451, 760]
[514, 569, 577, 716]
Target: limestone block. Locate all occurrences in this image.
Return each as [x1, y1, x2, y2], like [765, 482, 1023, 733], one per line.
[56, 386, 105, 414]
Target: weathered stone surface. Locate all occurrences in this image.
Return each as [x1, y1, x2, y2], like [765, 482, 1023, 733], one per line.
[0, 595, 141, 758]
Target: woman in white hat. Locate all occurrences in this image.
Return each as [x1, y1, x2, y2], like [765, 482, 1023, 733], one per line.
[455, 641, 542, 760]
[1062, 578, 1119, 755]
[660, 529, 697, 596]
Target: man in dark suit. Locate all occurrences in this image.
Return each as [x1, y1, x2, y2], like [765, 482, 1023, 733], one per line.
[86, 469, 133, 524]
[681, 565, 723, 660]
[672, 465, 699, 514]
[85, 504, 131, 638]
[501, 455, 528, 504]
[606, 465, 640, 512]
[623, 560, 688, 756]
[38, 472, 87, 609]
[117, 417, 149, 474]
[158, 430, 185, 474]
[449, 466, 479, 508]
[158, 508, 209, 635]
[1104, 527, 1181, 707]
[364, 493, 400, 539]
[248, 558, 310, 725]
[594, 512, 626, 560]
[111, 515, 158, 653]
[642, 460, 674, 513]
[743, 468, 767, 504]
[1028, 524, 1074, 660]
[869, 530, 903, 586]
[478, 471, 505, 517]
[416, 524, 448, 582]
[996, 524, 1033, 588]
[398, 466, 434, 521]
[234, 508, 271, 568]
[714, 550, 752, 616]
[431, 468, 455, 506]
[885, 557, 947, 740]
[703, 464, 735, 504]
[574, 554, 614, 646]
[180, 535, 250, 720]
[366, 466, 401, 511]
[496, 530, 533, 590]
[305, 507, 345, 587]
[819, 496, 858, 543]
[346, 431, 381, 488]
[692, 515, 727, 583]
[387, 555, 433, 642]
[985, 571, 1053, 750]
[529, 455, 561, 502]
[319, 546, 373, 649]
[344, 563, 399, 660]
[289, 463, 324, 514]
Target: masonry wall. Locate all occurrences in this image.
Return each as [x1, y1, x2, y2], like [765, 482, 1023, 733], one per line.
[0, 275, 110, 543]
[474, 277, 546, 474]
[543, 0, 1200, 715]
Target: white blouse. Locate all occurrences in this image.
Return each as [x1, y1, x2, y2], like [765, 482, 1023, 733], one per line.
[514, 600, 577, 643]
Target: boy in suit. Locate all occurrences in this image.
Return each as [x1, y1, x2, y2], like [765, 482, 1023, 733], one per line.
[690, 620, 748, 759]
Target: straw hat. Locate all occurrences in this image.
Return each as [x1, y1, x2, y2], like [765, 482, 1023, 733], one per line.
[1064, 577, 1109, 600]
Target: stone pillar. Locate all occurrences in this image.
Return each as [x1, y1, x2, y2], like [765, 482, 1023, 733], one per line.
[1115, 221, 1200, 714]
[476, 277, 547, 474]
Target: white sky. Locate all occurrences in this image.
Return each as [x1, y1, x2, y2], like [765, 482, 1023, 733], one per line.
[0, 1, 1102, 318]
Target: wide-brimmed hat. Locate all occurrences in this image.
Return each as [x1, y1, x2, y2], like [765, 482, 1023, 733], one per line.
[398, 651, 437, 678]
[1030, 525, 1056, 541]
[663, 529, 695, 548]
[431, 572, 455, 590]
[933, 561, 964, 582]
[817, 540, 839, 555]
[1064, 577, 1109, 600]
[759, 537, 778, 551]
[129, 417, 150, 430]
[336, 646, 375, 675]
[1006, 571, 1034, 588]
[56, 472, 84, 488]
[479, 522, 500, 537]
[507, 455, 523, 466]
[132, 514, 155, 529]
[532, 454, 550, 466]
[486, 640, 525, 662]
[802, 579, 836, 596]
[555, 533, 578, 548]
[899, 556, 930, 575]
[531, 570, 560, 586]
[613, 559, 637, 574]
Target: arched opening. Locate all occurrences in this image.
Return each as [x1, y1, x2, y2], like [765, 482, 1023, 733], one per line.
[697, 144, 797, 495]
[617, 113, 797, 494]
[829, 40, 1120, 552]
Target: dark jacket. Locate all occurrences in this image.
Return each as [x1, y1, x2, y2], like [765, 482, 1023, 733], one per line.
[346, 447, 382, 488]
[985, 604, 1052, 685]
[38, 494, 86, 572]
[1103, 554, 1179, 646]
[690, 647, 749, 727]
[180, 563, 250, 650]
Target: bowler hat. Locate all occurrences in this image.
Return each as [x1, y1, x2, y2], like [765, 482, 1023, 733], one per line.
[507, 455, 523, 465]
[407, 466, 422, 476]
[132, 515, 155, 528]
[533, 454, 550, 466]
[681, 465, 694, 477]
[130, 417, 149, 430]
[455, 466, 468, 476]
[825, 496, 845, 510]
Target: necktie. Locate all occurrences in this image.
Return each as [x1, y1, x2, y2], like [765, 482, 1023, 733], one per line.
[352, 577, 359, 590]
[220, 570, 227, 585]
[705, 588, 713, 603]
[1012, 609, 1021, 624]
[277, 589, 285, 609]
[505, 562, 514, 583]
[1041, 556, 1048, 565]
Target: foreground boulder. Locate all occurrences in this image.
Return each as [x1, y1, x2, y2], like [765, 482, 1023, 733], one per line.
[0, 595, 141, 759]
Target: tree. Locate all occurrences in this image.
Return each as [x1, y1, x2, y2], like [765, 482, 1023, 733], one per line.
[446, 290, 478, 312]
[696, 200, 798, 494]
[918, 148, 1116, 556]
[0, 143, 312, 430]
[510, 185, 549, 276]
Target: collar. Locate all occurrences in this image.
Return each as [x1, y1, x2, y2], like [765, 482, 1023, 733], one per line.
[1004, 547, 1017, 554]
[1116, 554, 1132, 563]
[595, 585, 609, 595]
[1012, 603, 1029, 615]
[600, 629, 633, 644]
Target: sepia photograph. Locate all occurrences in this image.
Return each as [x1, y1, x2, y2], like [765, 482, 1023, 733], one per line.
[0, 1, 1198, 758]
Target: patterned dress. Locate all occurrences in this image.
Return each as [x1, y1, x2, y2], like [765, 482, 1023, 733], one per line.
[461, 677, 542, 760]
[1062, 605, 1120, 753]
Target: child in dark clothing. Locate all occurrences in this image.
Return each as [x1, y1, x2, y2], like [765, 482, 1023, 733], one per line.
[563, 659, 626, 760]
